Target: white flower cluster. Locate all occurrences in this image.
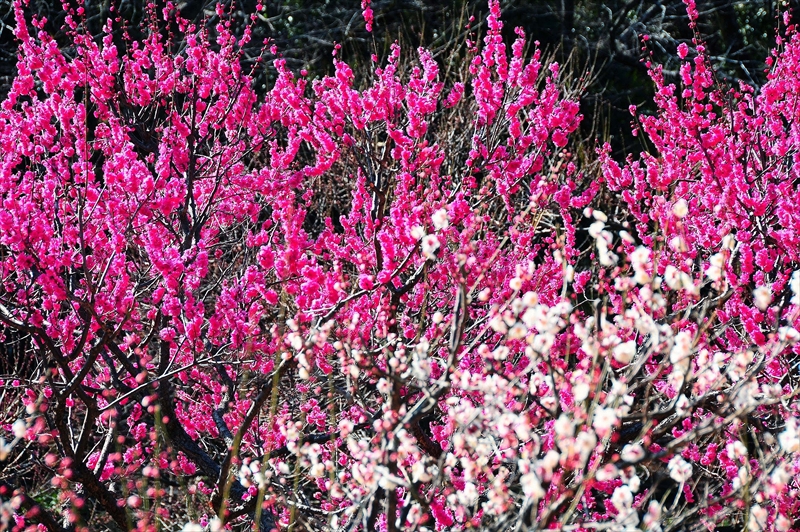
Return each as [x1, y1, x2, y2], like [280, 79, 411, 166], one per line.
[668, 330, 694, 387]
[431, 208, 449, 230]
[706, 252, 726, 281]
[753, 285, 772, 310]
[663, 265, 698, 294]
[488, 292, 571, 359]
[553, 413, 598, 466]
[611, 484, 639, 528]
[642, 501, 663, 532]
[517, 449, 561, 503]
[238, 459, 267, 488]
[612, 340, 637, 365]
[409, 337, 432, 381]
[410, 209, 450, 260]
[586, 210, 618, 266]
[672, 199, 688, 218]
[0, 419, 27, 461]
[629, 246, 652, 284]
[778, 417, 800, 453]
[421, 235, 440, 259]
[667, 455, 693, 483]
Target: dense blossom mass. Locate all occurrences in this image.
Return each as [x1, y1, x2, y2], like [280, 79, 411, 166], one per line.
[1, 0, 800, 530]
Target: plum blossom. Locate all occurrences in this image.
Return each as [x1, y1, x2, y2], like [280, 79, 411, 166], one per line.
[520, 470, 545, 500]
[667, 455, 693, 483]
[421, 234, 440, 259]
[753, 286, 772, 310]
[620, 444, 645, 463]
[431, 208, 449, 230]
[672, 198, 688, 218]
[706, 253, 725, 281]
[778, 418, 799, 453]
[593, 407, 618, 438]
[613, 340, 637, 364]
[2, 1, 800, 530]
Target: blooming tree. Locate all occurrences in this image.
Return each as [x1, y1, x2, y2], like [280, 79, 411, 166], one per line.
[1, 0, 799, 531]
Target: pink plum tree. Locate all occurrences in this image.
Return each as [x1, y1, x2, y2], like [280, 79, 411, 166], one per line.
[0, 0, 799, 531]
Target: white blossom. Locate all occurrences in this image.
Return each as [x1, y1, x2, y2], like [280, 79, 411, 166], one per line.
[588, 220, 605, 239]
[554, 414, 575, 438]
[621, 444, 645, 463]
[522, 291, 539, 307]
[596, 235, 619, 266]
[675, 394, 691, 416]
[776, 514, 792, 532]
[508, 322, 527, 340]
[411, 460, 432, 482]
[667, 455, 692, 483]
[778, 417, 800, 453]
[12, 419, 26, 439]
[770, 464, 791, 492]
[421, 234, 440, 259]
[779, 326, 800, 343]
[592, 407, 618, 438]
[431, 208, 449, 230]
[663, 265, 681, 289]
[575, 431, 597, 465]
[596, 464, 618, 481]
[572, 372, 590, 402]
[748, 504, 768, 531]
[620, 230, 635, 244]
[610, 485, 633, 513]
[613, 340, 636, 364]
[489, 315, 507, 334]
[376, 466, 405, 489]
[0, 438, 12, 461]
[309, 462, 326, 478]
[753, 286, 772, 310]
[669, 235, 687, 252]
[630, 246, 650, 266]
[670, 331, 693, 366]
[643, 501, 663, 532]
[672, 198, 688, 218]
[706, 252, 725, 281]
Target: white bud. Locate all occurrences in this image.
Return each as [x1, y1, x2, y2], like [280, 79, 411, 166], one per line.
[672, 199, 688, 218]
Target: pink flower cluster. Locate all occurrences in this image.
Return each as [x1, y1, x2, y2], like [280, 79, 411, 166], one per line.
[0, 0, 799, 531]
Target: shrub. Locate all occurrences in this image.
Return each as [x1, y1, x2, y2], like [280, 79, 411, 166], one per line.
[0, 1, 799, 531]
